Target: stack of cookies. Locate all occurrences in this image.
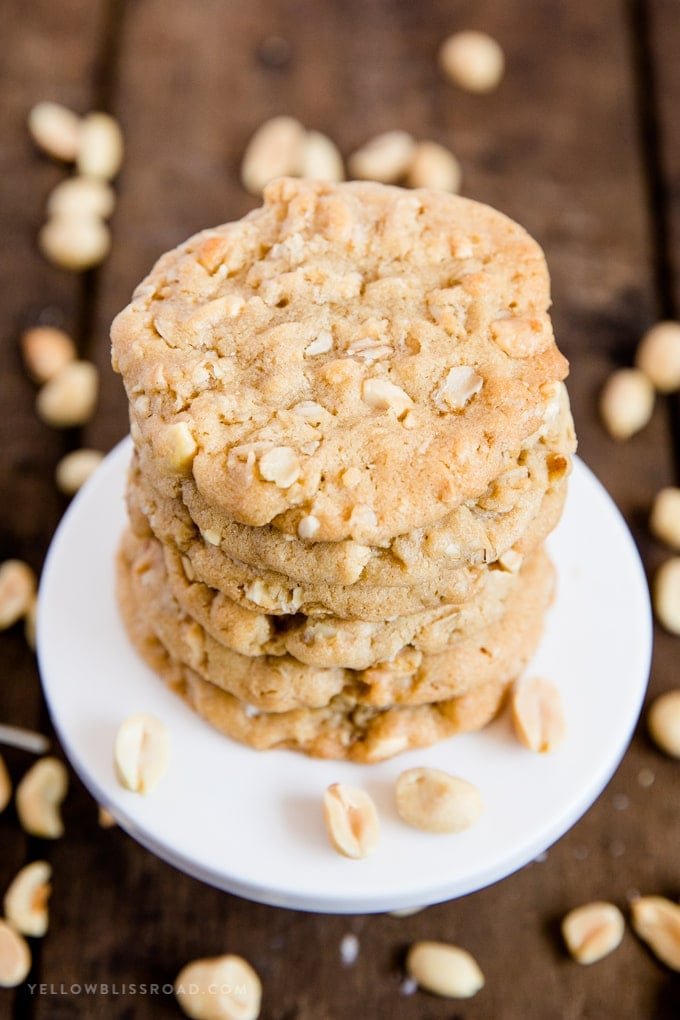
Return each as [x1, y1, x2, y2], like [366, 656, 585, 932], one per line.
[111, 178, 576, 762]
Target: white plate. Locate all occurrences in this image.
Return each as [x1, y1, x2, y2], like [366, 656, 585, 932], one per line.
[37, 439, 652, 914]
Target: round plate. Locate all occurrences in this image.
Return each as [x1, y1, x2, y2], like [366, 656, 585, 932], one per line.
[37, 439, 652, 914]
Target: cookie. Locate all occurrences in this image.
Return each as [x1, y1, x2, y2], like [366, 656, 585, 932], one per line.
[112, 178, 569, 544]
[118, 529, 554, 711]
[123, 528, 524, 667]
[131, 382, 575, 585]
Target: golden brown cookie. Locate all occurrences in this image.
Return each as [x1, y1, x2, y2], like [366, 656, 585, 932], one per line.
[112, 178, 569, 544]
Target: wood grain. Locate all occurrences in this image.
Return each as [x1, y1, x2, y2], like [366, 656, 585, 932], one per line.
[1, 1, 679, 1018]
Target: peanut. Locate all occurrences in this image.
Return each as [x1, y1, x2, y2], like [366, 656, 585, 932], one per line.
[15, 757, 68, 838]
[438, 30, 505, 93]
[433, 366, 483, 411]
[0, 920, 31, 988]
[39, 215, 111, 271]
[114, 713, 170, 794]
[46, 175, 116, 220]
[0, 560, 37, 630]
[511, 676, 566, 753]
[4, 861, 52, 937]
[561, 901, 625, 964]
[36, 360, 99, 428]
[599, 368, 654, 440]
[635, 320, 680, 393]
[653, 557, 680, 635]
[55, 449, 105, 495]
[322, 783, 380, 859]
[650, 487, 680, 551]
[175, 954, 262, 1020]
[28, 101, 81, 161]
[76, 111, 124, 180]
[630, 896, 680, 971]
[647, 689, 680, 758]
[395, 767, 483, 833]
[406, 141, 462, 192]
[406, 940, 484, 998]
[20, 326, 76, 384]
[240, 116, 306, 196]
[300, 130, 345, 182]
[348, 130, 416, 183]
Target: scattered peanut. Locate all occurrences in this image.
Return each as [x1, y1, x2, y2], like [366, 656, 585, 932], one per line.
[0, 560, 37, 630]
[406, 141, 462, 192]
[257, 446, 301, 488]
[630, 896, 680, 971]
[322, 782, 380, 859]
[647, 689, 680, 758]
[240, 115, 306, 196]
[0, 919, 31, 988]
[175, 954, 262, 1020]
[20, 325, 76, 384]
[114, 713, 170, 794]
[24, 594, 37, 650]
[28, 101, 81, 161]
[438, 30, 505, 93]
[561, 901, 625, 964]
[300, 130, 345, 182]
[650, 487, 680, 551]
[395, 767, 483, 833]
[511, 676, 566, 753]
[653, 557, 680, 635]
[635, 320, 680, 393]
[0, 724, 49, 755]
[76, 112, 124, 180]
[36, 360, 99, 428]
[98, 805, 117, 828]
[55, 448, 104, 495]
[599, 368, 655, 440]
[39, 214, 111, 271]
[46, 175, 116, 220]
[4, 861, 52, 937]
[0, 754, 11, 814]
[406, 940, 484, 999]
[16, 757, 68, 838]
[347, 130, 416, 184]
[433, 366, 483, 411]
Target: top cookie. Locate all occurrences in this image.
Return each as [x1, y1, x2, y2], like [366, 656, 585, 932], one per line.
[112, 178, 569, 543]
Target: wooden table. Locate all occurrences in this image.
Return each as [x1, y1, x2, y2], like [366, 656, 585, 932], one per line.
[2, 1, 679, 1016]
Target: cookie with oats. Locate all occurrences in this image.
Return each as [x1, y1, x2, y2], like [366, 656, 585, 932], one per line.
[112, 178, 569, 544]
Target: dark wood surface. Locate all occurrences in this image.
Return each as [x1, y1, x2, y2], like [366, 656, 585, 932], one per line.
[1, 1, 679, 1016]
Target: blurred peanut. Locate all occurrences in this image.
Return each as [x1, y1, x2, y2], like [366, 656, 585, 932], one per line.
[36, 360, 99, 428]
[15, 756, 68, 838]
[631, 896, 680, 971]
[20, 326, 76, 384]
[323, 782, 379, 859]
[512, 676, 566, 753]
[650, 487, 680, 551]
[0, 754, 11, 814]
[300, 130, 345, 182]
[647, 689, 680, 758]
[47, 176, 116, 220]
[0, 560, 36, 630]
[241, 116, 306, 196]
[76, 112, 124, 180]
[4, 861, 52, 937]
[0, 920, 31, 988]
[599, 368, 654, 440]
[653, 557, 680, 635]
[348, 130, 416, 183]
[114, 713, 170, 794]
[439, 30, 505, 93]
[28, 101, 81, 161]
[39, 215, 111, 271]
[406, 940, 484, 999]
[561, 902, 625, 964]
[55, 448, 104, 495]
[175, 954, 262, 1020]
[635, 320, 680, 393]
[395, 767, 483, 833]
[406, 141, 462, 192]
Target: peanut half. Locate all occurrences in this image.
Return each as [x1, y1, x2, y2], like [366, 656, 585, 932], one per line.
[175, 954, 262, 1020]
[348, 130, 416, 184]
[511, 676, 566, 753]
[0, 753, 11, 813]
[0, 920, 31, 988]
[650, 487, 680, 551]
[4, 861, 52, 937]
[55, 448, 105, 496]
[653, 557, 680, 635]
[114, 713, 170, 794]
[395, 767, 483, 834]
[635, 320, 680, 393]
[406, 940, 484, 999]
[76, 112, 124, 180]
[240, 115, 306, 196]
[630, 896, 680, 971]
[28, 101, 81, 161]
[599, 368, 654, 440]
[36, 360, 99, 428]
[561, 901, 625, 964]
[322, 782, 380, 859]
[15, 757, 68, 838]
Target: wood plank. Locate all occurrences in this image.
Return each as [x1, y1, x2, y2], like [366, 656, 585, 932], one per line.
[5, 0, 675, 1017]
